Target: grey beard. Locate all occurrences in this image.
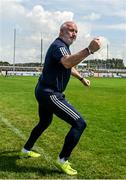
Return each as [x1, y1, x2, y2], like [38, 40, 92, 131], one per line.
[61, 37, 75, 46]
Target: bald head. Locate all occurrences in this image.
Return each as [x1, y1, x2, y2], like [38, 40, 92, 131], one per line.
[60, 21, 77, 31]
[59, 21, 78, 45]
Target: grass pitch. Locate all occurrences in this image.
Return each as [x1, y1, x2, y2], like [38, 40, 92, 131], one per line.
[0, 76, 126, 179]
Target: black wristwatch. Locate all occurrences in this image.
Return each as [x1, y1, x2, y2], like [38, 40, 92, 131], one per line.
[86, 47, 94, 55]
[79, 77, 83, 81]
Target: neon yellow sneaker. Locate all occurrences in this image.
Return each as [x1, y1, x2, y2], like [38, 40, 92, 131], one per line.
[19, 150, 41, 159]
[55, 160, 77, 176]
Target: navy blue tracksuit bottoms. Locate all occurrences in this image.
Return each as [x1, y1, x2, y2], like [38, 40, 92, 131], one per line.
[24, 82, 87, 159]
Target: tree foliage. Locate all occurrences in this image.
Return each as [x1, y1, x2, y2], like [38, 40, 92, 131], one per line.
[84, 58, 125, 69]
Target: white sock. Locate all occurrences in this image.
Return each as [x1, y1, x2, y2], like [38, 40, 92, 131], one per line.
[58, 156, 66, 163]
[22, 148, 30, 153]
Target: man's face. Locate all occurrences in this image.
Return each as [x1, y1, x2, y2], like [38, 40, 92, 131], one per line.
[61, 23, 78, 45]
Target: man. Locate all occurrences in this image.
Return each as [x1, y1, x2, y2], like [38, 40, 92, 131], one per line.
[20, 21, 101, 175]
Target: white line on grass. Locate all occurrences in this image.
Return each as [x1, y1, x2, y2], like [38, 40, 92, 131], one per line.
[0, 114, 52, 164]
[0, 114, 78, 178]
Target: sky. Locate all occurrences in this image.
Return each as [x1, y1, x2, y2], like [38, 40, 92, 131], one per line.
[0, 0, 126, 65]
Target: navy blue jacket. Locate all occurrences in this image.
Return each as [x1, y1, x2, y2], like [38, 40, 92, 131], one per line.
[39, 38, 71, 92]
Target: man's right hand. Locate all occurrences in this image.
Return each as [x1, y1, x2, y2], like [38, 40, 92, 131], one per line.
[88, 37, 101, 54]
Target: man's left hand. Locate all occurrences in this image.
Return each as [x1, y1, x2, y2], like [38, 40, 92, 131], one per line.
[81, 78, 90, 87]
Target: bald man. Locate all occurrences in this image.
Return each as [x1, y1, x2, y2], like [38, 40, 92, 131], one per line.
[20, 21, 101, 175]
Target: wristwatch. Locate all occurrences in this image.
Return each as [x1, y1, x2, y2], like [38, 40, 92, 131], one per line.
[86, 47, 94, 54]
[79, 77, 83, 81]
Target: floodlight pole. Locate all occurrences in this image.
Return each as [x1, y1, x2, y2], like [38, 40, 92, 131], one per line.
[107, 43, 109, 60]
[13, 28, 16, 72]
[40, 33, 43, 66]
[105, 43, 109, 69]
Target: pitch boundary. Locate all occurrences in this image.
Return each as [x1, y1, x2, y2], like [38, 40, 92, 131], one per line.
[0, 113, 53, 165]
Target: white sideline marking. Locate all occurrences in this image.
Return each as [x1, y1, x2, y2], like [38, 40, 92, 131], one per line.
[0, 114, 78, 177]
[0, 114, 52, 164]
[0, 115, 26, 140]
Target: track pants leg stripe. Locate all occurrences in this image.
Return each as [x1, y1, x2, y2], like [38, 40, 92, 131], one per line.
[50, 95, 79, 120]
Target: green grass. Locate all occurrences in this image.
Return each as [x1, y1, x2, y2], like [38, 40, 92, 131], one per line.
[0, 76, 126, 179]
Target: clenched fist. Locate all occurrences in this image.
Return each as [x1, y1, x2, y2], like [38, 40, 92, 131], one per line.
[88, 37, 101, 54]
